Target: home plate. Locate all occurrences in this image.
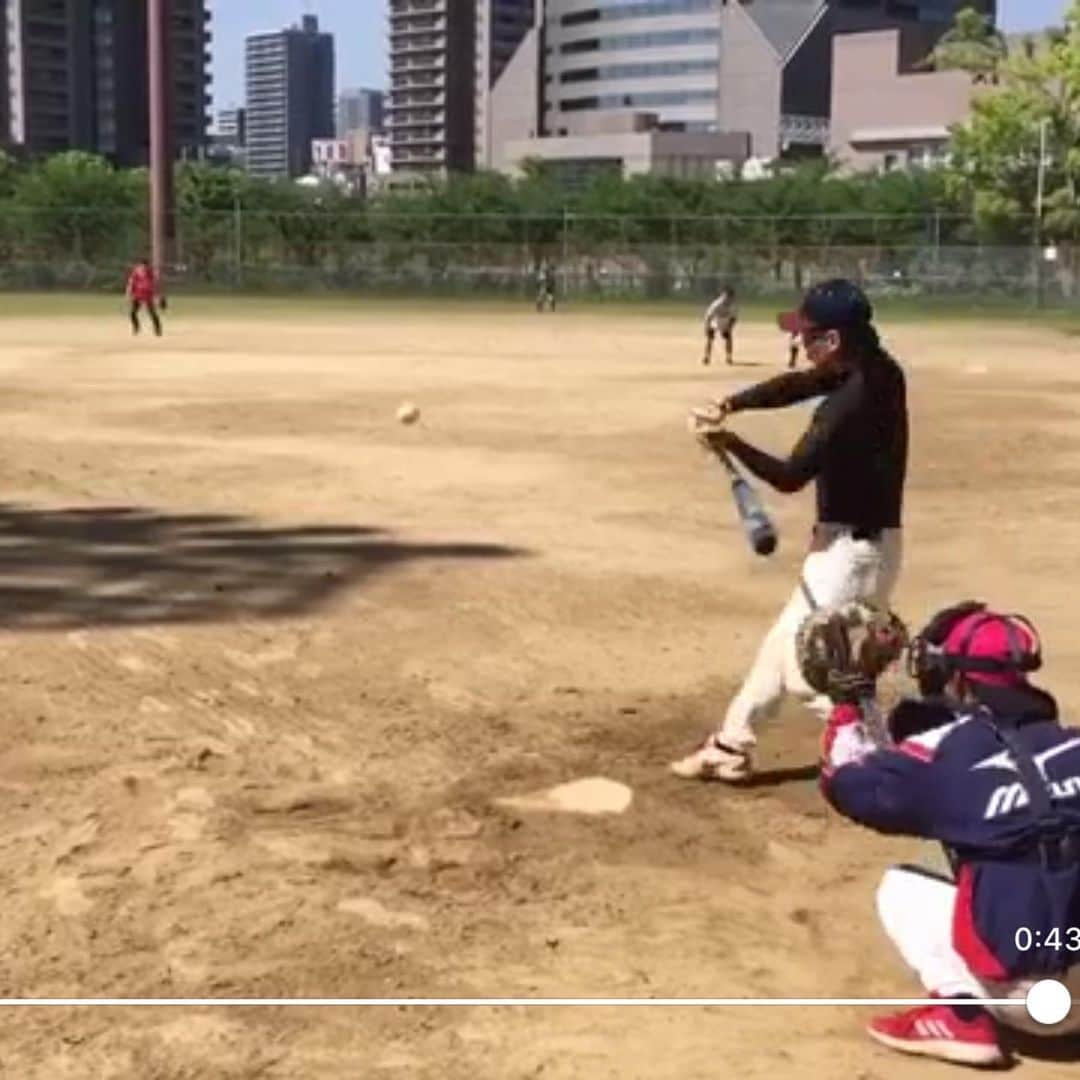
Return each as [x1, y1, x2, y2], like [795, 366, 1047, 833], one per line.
[964, 364, 988, 375]
[495, 777, 633, 816]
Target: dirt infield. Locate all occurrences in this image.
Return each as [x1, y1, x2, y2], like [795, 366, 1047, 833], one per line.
[0, 295, 1078, 1077]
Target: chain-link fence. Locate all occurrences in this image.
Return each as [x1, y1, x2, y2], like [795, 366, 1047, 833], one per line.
[0, 206, 1074, 307]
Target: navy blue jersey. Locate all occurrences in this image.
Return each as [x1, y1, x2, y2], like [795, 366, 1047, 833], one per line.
[823, 703, 1080, 980]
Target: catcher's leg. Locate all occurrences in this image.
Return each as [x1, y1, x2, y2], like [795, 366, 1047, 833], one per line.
[876, 867, 981, 999]
[871, 867, 1007, 1066]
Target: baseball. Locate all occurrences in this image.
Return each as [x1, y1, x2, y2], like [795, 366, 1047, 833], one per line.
[397, 402, 421, 425]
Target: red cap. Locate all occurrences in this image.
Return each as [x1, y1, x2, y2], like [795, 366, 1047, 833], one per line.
[943, 612, 1038, 688]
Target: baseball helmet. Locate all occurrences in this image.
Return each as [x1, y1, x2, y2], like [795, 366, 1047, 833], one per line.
[907, 601, 1042, 699]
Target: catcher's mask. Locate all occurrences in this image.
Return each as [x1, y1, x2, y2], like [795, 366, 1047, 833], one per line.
[907, 602, 1042, 699]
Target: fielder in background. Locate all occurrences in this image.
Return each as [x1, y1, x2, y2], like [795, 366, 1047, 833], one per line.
[672, 279, 908, 783]
[536, 261, 557, 313]
[787, 331, 800, 369]
[817, 602, 1080, 1066]
[702, 285, 737, 366]
[126, 258, 164, 337]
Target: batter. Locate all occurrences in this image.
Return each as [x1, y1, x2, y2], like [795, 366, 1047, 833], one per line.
[673, 279, 909, 782]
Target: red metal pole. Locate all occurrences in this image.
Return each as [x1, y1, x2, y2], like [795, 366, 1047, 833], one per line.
[148, 0, 174, 282]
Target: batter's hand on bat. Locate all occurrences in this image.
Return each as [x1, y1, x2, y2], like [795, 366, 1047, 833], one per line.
[687, 414, 730, 448]
[688, 397, 733, 438]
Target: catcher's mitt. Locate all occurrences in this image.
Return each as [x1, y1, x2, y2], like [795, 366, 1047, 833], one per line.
[796, 601, 909, 698]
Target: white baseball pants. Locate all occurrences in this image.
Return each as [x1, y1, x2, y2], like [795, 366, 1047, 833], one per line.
[878, 866, 1080, 1036]
[717, 525, 903, 750]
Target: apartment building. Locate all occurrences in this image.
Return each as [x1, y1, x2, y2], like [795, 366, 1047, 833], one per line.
[545, 0, 723, 139]
[387, 0, 476, 173]
[338, 87, 385, 137]
[3, 0, 211, 164]
[245, 15, 335, 179]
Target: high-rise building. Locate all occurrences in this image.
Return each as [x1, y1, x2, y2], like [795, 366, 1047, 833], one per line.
[478, 0, 996, 178]
[4, 0, 94, 155]
[337, 87, 385, 137]
[543, 0, 723, 139]
[3, 0, 211, 164]
[0, 10, 7, 147]
[217, 106, 246, 145]
[245, 14, 334, 178]
[208, 105, 245, 167]
[475, 0, 535, 168]
[387, 0, 476, 174]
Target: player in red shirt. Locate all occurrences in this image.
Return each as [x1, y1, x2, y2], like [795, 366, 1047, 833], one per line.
[126, 258, 164, 336]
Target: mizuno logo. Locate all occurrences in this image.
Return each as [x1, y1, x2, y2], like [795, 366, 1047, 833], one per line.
[976, 737, 1080, 820]
[984, 775, 1080, 820]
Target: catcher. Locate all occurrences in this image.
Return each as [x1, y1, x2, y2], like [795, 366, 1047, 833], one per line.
[810, 600, 1080, 1066]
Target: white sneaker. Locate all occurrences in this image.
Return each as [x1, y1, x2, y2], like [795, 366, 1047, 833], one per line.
[670, 736, 753, 782]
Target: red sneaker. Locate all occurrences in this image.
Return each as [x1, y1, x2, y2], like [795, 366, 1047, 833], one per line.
[868, 1003, 1004, 1067]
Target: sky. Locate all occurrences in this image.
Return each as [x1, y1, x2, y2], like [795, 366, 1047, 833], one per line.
[999, 0, 1070, 33]
[208, 0, 1070, 114]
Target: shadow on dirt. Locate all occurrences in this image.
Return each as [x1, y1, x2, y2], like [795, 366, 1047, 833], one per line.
[0, 503, 525, 630]
[1001, 1029, 1080, 1067]
[743, 764, 820, 789]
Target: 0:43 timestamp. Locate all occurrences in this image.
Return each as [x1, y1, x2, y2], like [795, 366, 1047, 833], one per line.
[1015, 927, 1080, 951]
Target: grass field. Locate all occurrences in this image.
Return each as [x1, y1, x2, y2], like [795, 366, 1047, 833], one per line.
[0, 294, 1078, 1077]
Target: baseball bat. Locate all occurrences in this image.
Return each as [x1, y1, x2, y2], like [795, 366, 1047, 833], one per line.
[713, 449, 778, 557]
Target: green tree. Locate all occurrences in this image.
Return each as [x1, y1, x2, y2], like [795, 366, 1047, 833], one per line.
[0, 150, 19, 199]
[921, 5, 1008, 83]
[947, 0, 1080, 242]
[177, 163, 247, 277]
[260, 180, 360, 269]
[11, 151, 137, 261]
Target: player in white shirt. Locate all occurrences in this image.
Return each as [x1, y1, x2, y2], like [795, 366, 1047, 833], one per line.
[703, 285, 737, 366]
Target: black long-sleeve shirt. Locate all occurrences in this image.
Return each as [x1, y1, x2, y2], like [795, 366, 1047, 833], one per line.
[719, 358, 908, 531]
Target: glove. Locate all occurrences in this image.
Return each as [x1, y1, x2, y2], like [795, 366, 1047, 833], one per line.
[796, 602, 908, 704]
[825, 670, 876, 706]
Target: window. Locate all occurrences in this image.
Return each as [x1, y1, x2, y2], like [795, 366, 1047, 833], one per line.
[561, 0, 717, 26]
[561, 28, 719, 54]
[561, 59, 716, 83]
[560, 89, 716, 111]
